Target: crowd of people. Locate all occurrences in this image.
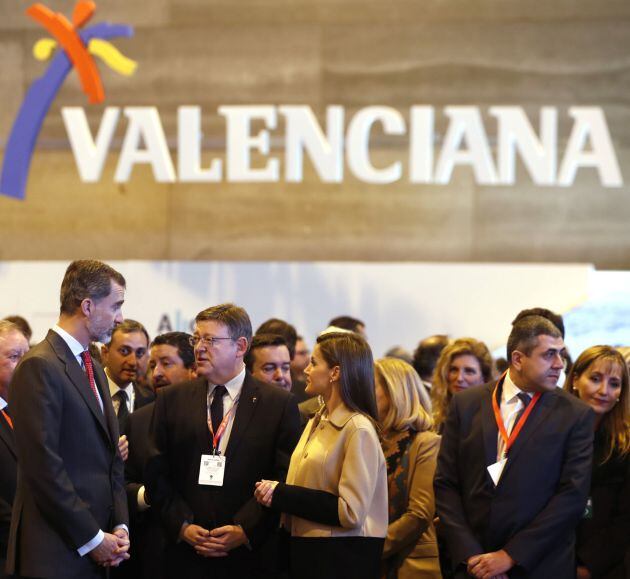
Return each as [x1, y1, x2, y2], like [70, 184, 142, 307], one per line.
[0, 259, 628, 579]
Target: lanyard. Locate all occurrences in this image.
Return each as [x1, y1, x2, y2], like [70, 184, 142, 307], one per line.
[492, 374, 541, 457]
[207, 395, 239, 454]
[1, 409, 12, 429]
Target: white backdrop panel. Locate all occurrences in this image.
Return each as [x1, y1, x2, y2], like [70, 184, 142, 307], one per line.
[0, 261, 591, 357]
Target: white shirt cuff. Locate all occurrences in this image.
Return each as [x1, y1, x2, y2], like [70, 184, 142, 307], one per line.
[137, 486, 150, 511]
[78, 529, 104, 556]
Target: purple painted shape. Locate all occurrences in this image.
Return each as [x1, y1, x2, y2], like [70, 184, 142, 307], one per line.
[0, 23, 134, 200]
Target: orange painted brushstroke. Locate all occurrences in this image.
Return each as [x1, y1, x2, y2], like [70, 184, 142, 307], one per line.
[72, 0, 95, 28]
[26, 3, 104, 103]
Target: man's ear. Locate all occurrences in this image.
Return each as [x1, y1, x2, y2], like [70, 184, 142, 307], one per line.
[100, 344, 109, 366]
[235, 336, 249, 358]
[80, 298, 93, 317]
[511, 350, 524, 372]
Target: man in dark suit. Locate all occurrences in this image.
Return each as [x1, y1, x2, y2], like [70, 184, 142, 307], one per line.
[147, 303, 301, 579]
[118, 331, 195, 579]
[0, 321, 29, 578]
[7, 260, 130, 579]
[434, 311, 594, 579]
[101, 319, 155, 434]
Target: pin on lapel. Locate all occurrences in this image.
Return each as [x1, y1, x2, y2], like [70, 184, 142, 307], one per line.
[252, 396, 257, 403]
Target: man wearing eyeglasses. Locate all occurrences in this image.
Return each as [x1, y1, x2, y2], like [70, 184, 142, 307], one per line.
[434, 310, 594, 579]
[146, 303, 301, 579]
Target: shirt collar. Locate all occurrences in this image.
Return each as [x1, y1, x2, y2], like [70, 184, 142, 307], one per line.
[324, 402, 358, 428]
[503, 369, 531, 403]
[0, 396, 7, 411]
[208, 365, 246, 400]
[52, 324, 85, 359]
[106, 368, 133, 398]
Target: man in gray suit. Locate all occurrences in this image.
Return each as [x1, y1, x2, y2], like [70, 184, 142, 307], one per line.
[7, 260, 130, 579]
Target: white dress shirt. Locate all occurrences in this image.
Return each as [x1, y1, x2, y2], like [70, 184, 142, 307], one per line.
[496, 370, 533, 461]
[0, 395, 7, 412]
[106, 369, 136, 414]
[206, 366, 246, 456]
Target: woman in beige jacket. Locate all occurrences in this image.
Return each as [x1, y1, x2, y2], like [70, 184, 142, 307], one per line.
[255, 332, 388, 579]
[375, 357, 442, 579]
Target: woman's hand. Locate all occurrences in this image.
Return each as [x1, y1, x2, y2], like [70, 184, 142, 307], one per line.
[254, 480, 279, 507]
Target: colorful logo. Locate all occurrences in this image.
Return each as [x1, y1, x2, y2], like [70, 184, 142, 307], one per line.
[0, 1, 136, 200]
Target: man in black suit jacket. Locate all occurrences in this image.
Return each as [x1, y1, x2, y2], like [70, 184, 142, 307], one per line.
[146, 303, 301, 579]
[0, 321, 29, 578]
[434, 312, 594, 579]
[101, 320, 155, 435]
[117, 331, 196, 579]
[7, 260, 130, 579]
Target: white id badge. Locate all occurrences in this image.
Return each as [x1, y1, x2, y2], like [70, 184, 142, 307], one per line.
[487, 457, 507, 486]
[198, 454, 226, 486]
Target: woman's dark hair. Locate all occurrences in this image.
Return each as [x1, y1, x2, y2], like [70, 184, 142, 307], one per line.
[316, 332, 377, 421]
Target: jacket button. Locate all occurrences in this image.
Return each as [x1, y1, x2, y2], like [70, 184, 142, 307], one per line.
[303, 452, 308, 458]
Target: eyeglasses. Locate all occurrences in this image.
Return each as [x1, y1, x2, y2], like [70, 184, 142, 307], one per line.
[189, 335, 234, 348]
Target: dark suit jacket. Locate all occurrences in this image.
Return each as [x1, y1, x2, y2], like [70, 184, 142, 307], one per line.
[146, 372, 301, 578]
[7, 330, 128, 579]
[434, 379, 594, 579]
[124, 402, 154, 519]
[0, 409, 17, 568]
[111, 402, 164, 579]
[576, 429, 630, 579]
[132, 383, 155, 412]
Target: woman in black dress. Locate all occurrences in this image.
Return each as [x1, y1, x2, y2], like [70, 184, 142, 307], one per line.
[564, 345, 630, 579]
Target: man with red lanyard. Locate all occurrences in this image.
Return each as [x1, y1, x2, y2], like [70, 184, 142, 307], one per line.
[146, 303, 301, 579]
[435, 311, 594, 579]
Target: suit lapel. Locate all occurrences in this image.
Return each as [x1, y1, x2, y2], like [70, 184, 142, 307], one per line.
[0, 414, 16, 459]
[194, 379, 213, 454]
[225, 374, 259, 458]
[46, 331, 110, 441]
[480, 383, 499, 467]
[93, 362, 118, 444]
[500, 389, 556, 481]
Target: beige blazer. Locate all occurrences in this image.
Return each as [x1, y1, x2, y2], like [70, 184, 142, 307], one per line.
[283, 403, 388, 539]
[383, 430, 442, 578]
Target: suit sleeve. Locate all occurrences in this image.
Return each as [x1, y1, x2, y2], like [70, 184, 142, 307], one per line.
[10, 355, 102, 549]
[383, 433, 440, 558]
[94, 363, 128, 531]
[434, 396, 485, 566]
[503, 405, 595, 571]
[233, 392, 301, 548]
[145, 389, 197, 541]
[123, 414, 142, 518]
[576, 454, 630, 577]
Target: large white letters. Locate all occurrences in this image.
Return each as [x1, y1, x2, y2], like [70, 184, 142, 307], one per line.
[558, 107, 622, 187]
[62, 107, 119, 181]
[178, 106, 222, 182]
[279, 106, 344, 182]
[62, 104, 623, 187]
[218, 106, 279, 182]
[114, 107, 175, 182]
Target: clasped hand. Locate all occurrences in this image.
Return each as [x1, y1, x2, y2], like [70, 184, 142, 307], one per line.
[254, 479, 279, 507]
[181, 524, 247, 557]
[467, 549, 515, 579]
[89, 528, 130, 567]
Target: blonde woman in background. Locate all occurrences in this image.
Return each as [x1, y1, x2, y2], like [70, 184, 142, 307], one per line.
[375, 358, 442, 579]
[431, 338, 493, 434]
